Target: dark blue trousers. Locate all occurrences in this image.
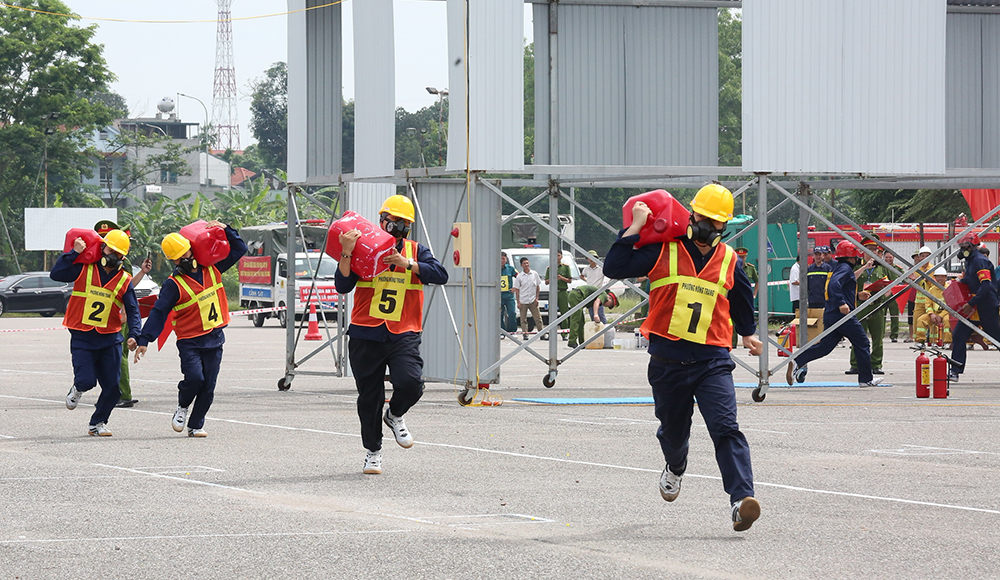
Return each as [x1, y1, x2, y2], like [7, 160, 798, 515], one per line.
[71, 344, 122, 427]
[649, 357, 754, 504]
[501, 296, 518, 332]
[348, 334, 425, 452]
[176, 341, 223, 430]
[796, 313, 874, 383]
[951, 306, 1000, 375]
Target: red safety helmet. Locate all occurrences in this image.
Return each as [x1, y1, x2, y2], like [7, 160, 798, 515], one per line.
[834, 240, 862, 259]
[958, 232, 980, 247]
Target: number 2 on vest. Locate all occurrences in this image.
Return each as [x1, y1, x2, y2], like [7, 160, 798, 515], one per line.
[87, 301, 106, 323]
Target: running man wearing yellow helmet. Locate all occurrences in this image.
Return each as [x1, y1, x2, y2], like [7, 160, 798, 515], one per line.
[51, 228, 142, 437]
[603, 184, 764, 532]
[335, 194, 449, 475]
[134, 220, 247, 438]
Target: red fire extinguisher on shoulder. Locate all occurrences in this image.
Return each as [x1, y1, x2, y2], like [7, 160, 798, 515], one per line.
[932, 352, 949, 399]
[915, 348, 930, 398]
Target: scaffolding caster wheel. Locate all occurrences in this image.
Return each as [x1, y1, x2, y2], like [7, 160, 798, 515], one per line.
[751, 387, 766, 402]
[278, 377, 292, 391]
[542, 372, 556, 388]
[458, 389, 474, 406]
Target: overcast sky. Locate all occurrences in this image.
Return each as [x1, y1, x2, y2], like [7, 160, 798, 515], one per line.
[63, 1, 533, 149]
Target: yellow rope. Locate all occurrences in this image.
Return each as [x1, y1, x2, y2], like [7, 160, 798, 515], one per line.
[0, 1, 345, 24]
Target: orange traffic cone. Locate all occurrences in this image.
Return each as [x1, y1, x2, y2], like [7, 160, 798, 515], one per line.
[304, 303, 322, 340]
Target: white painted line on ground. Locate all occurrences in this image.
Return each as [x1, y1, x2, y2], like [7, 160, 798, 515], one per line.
[0, 529, 410, 545]
[0, 434, 14, 439]
[870, 444, 1000, 457]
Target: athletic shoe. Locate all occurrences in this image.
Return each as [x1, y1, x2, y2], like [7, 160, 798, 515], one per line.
[383, 409, 414, 448]
[363, 450, 382, 474]
[845, 367, 858, 375]
[732, 497, 761, 532]
[784, 361, 795, 386]
[859, 378, 884, 388]
[88, 422, 113, 437]
[658, 465, 683, 502]
[187, 428, 207, 438]
[66, 386, 83, 410]
[891, 338, 898, 343]
[171, 406, 189, 432]
[522, 333, 529, 340]
[794, 364, 808, 384]
[872, 368, 884, 375]
[947, 370, 960, 382]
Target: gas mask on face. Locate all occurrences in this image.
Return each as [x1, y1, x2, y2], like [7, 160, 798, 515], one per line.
[960, 245, 975, 260]
[381, 213, 411, 239]
[100, 244, 123, 270]
[178, 256, 198, 274]
[686, 215, 727, 247]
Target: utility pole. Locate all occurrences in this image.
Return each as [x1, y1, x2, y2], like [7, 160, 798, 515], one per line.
[425, 87, 448, 165]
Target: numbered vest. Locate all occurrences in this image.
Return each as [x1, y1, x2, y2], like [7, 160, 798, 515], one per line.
[352, 239, 425, 334]
[643, 242, 736, 348]
[64, 264, 131, 334]
[170, 265, 231, 339]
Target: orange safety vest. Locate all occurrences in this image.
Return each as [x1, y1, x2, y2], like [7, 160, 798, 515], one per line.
[641, 241, 737, 349]
[64, 263, 132, 334]
[352, 239, 425, 333]
[170, 265, 230, 339]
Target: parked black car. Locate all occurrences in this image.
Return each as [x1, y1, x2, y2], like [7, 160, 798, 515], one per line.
[0, 272, 72, 317]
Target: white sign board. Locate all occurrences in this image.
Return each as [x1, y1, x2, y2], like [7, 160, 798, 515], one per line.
[24, 208, 118, 251]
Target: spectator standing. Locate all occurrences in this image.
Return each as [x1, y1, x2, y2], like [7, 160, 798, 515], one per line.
[788, 258, 801, 313]
[500, 252, 518, 333]
[849, 236, 891, 375]
[513, 257, 544, 340]
[581, 250, 608, 324]
[884, 252, 901, 342]
[545, 250, 572, 340]
[806, 246, 832, 309]
[732, 247, 758, 348]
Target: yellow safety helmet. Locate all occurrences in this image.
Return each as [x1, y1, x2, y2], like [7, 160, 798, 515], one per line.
[161, 232, 191, 261]
[690, 184, 734, 223]
[379, 195, 415, 222]
[103, 229, 130, 256]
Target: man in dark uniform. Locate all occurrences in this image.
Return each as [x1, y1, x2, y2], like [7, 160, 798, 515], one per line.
[807, 246, 832, 309]
[786, 241, 882, 388]
[731, 247, 758, 349]
[949, 233, 1000, 381]
[605, 184, 764, 532]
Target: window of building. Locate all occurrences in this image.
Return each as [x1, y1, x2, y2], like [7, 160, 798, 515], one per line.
[160, 168, 178, 184]
[99, 166, 113, 188]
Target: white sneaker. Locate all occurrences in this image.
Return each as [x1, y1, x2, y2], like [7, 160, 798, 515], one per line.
[88, 422, 113, 437]
[363, 450, 382, 474]
[732, 497, 761, 532]
[66, 386, 83, 410]
[383, 409, 414, 448]
[187, 427, 207, 438]
[859, 377, 884, 388]
[171, 406, 189, 432]
[659, 465, 683, 502]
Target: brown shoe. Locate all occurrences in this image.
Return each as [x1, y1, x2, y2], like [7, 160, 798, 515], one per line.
[785, 361, 794, 386]
[732, 497, 760, 532]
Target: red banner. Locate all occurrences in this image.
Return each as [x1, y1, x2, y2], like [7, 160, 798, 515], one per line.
[961, 189, 1000, 221]
[238, 256, 272, 284]
[299, 285, 338, 304]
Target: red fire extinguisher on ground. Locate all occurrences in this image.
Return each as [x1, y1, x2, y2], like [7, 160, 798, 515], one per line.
[932, 352, 949, 399]
[777, 325, 796, 357]
[915, 348, 931, 398]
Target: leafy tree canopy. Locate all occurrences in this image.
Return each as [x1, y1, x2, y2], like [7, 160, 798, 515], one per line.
[248, 61, 287, 171]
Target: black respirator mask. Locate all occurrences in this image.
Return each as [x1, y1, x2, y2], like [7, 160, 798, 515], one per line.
[960, 245, 975, 259]
[100, 244, 123, 270]
[381, 214, 411, 238]
[178, 256, 198, 274]
[686, 215, 728, 247]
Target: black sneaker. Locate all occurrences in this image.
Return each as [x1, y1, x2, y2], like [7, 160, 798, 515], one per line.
[115, 399, 135, 408]
[891, 338, 898, 343]
[872, 368, 884, 375]
[845, 367, 858, 375]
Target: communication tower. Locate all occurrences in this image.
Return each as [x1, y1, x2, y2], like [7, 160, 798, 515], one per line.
[212, 0, 240, 150]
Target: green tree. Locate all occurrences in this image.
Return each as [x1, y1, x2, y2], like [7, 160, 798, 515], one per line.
[0, 0, 119, 272]
[211, 178, 285, 230]
[524, 42, 535, 164]
[718, 8, 742, 169]
[248, 62, 287, 170]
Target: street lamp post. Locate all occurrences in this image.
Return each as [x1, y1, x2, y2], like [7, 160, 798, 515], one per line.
[38, 112, 59, 270]
[425, 86, 448, 165]
[177, 92, 209, 149]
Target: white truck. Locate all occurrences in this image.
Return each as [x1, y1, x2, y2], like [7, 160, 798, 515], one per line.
[238, 223, 339, 327]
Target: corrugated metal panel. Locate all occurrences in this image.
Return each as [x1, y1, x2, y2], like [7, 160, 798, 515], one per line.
[624, 7, 717, 165]
[947, 14, 984, 168]
[286, 0, 307, 182]
[983, 15, 1000, 166]
[545, 5, 716, 166]
[446, 0, 525, 172]
[413, 180, 501, 385]
[305, 0, 342, 180]
[353, 0, 395, 178]
[744, 0, 946, 175]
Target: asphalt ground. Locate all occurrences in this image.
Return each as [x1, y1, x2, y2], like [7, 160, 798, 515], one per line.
[2, 315, 999, 579]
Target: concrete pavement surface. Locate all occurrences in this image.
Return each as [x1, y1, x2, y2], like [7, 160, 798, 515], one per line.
[2, 315, 999, 579]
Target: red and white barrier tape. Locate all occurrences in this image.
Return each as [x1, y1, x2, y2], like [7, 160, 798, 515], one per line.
[0, 305, 292, 333]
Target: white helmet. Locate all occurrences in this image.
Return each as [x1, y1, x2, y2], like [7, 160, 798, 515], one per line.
[918, 245, 933, 254]
[933, 267, 947, 276]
